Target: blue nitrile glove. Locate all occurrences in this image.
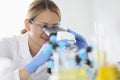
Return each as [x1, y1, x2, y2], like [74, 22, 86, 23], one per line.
[67, 29, 87, 50]
[24, 43, 53, 74]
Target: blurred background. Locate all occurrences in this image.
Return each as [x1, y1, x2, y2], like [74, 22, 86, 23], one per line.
[0, 0, 120, 63]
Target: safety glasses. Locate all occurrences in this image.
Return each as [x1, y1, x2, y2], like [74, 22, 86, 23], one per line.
[28, 19, 65, 36]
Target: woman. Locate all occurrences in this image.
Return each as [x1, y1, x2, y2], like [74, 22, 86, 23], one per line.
[0, 0, 87, 80]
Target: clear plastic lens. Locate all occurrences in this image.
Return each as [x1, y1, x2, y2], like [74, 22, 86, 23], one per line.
[29, 20, 65, 36]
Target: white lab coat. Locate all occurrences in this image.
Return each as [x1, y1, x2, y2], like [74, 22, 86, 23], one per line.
[0, 33, 50, 80]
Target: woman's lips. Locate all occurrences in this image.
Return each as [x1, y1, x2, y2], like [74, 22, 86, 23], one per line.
[41, 33, 49, 41]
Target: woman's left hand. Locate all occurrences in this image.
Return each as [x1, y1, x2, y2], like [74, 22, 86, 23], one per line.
[67, 29, 87, 50]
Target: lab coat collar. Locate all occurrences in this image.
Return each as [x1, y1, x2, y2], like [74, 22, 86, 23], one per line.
[18, 32, 32, 63]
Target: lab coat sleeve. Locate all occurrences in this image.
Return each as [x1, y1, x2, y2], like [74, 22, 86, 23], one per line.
[0, 58, 20, 80]
[0, 38, 20, 80]
[1, 69, 20, 80]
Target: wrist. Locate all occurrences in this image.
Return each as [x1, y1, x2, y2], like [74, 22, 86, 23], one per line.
[19, 67, 30, 80]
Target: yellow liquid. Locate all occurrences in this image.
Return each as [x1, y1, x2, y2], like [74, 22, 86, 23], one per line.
[95, 65, 120, 80]
[58, 68, 88, 80]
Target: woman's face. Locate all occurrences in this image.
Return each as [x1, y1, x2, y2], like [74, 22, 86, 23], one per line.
[25, 9, 60, 47]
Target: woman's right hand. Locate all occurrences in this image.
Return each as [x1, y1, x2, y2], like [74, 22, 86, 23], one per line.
[24, 43, 53, 74]
[19, 43, 53, 80]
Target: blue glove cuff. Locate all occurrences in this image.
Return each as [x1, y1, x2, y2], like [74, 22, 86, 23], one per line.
[24, 43, 53, 74]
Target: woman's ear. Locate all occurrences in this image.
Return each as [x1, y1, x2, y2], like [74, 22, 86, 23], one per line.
[24, 19, 30, 31]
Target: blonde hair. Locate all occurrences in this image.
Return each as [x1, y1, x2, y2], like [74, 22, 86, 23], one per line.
[21, 0, 61, 34]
